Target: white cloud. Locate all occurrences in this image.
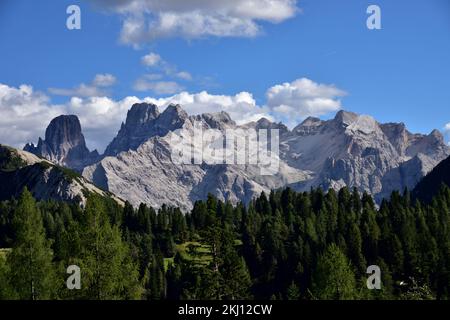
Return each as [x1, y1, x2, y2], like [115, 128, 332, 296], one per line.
[134, 79, 184, 94]
[0, 84, 67, 148]
[444, 123, 450, 131]
[68, 96, 142, 152]
[0, 77, 344, 153]
[90, 0, 299, 45]
[48, 73, 117, 97]
[93, 73, 117, 87]
[141, 52, 162, 66]
[145, 91, 272, 124]
[143, 73, 164, 81]
[48, 84, 105, 98]
[175, 71, 193, 81]
[140, 52, 192, 80]
[266, 78, 347, 127]
[0, 83, 140, 152]
[136, 52, 193, 93]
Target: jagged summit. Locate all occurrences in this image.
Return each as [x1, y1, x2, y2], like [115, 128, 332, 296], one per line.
[104, 103, 189, 156]
[250, 118, 289, 134]
[125, 103, 160, 127]
[300, 116, 322, 126]
[201, 111, 235, 129]
[24, 105, 450, 210]
[293, 116, 323, 135]
[24, 115, 98, 171]
[157, 104, 189, 128]
[429, 129, 445, 142]
[333, 110, 359, 126]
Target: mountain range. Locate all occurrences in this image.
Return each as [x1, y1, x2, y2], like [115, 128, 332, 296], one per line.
[18, 103, 450, 210]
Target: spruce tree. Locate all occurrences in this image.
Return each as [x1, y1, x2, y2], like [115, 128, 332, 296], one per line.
[313, 244, 357, 300]
[0, 252, 12, 299]
[286, 281, 300, 300]
[78, 195, 142, 300]
[6, 188, 57, 300]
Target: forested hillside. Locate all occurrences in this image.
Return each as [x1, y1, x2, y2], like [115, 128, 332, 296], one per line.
[0, 186, 449, 300]
[413, 155, 450, 203]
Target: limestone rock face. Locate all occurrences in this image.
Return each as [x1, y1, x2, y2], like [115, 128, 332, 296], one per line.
[24, 115, 98, 171]
[81, 107, 450, 210]
[281, 111, 450, 203]
[103, 103, 187, 156]
[83, 108, 307, 211]
[25, 105, 450, 211]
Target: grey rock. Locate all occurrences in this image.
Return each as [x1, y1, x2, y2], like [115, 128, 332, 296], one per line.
[30, 106, 450, 211]
[24, 115, 98, 171]
[103, 103, 187, 156]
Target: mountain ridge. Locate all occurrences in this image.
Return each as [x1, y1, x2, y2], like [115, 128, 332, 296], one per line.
[1, 144, 123, 206]
[22, 104, 450, 210]
[413, 154, 450, 203]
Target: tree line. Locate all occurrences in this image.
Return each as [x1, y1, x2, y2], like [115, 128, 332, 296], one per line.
[0, 185, 449, 300]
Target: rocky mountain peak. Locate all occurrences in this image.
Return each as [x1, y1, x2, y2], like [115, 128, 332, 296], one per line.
[253, 118, 289, 134]
[300, 116, 322, 126]
[381, 122, 408, 137]
[104, 104, 189, 156]
[333, 110, 359, 126]
[257, 117, 273, 127]
[193, 111, 236, 131]
[162, 104, 188, 118]
[429, 129, 445, 143]
[293, 116, 323, 134]
[24, 105, 450, 211]
[157, 104, 189, 128]
[125, 103, 160, 127]
[45, 115, 84, 149]
[24, 115, 98, 171]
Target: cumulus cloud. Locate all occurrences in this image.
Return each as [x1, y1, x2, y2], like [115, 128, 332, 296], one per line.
[0, 84, 67, 148]
[146, 91, 272, 124]
[48, 73, 117, 97]
[93, 73, 117, 87]
[0, 77, 345, 153]
[175, 71, 193, 81]
[134, 79, 184, 94]
[0, 83, 138, 152]
[143, 73, 164, 81]
[90, 0, 299, 45]
[266, 78, 347, 127]
[140, 51, 192, 80]
[141, 52, 162, 66]
[68, 96, 142, 152]
[0, 83, 271, 152]
[135, 52, 193, 94]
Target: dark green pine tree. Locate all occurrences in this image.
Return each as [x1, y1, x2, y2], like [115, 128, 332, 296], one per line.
[312, 244, 358, 300]
[6, 188, 57, 300]
[360, 193, 380, 263]
[346, 222, 366, 274]
[221, 226, 253, 299]
[0, 251, 12, 299]
[143, 252, 166, 300]
[286, 281, 301, 300]
[78, 195, 142, 300]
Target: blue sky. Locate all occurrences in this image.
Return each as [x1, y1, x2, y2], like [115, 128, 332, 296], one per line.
[0, 0, 449, 151]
